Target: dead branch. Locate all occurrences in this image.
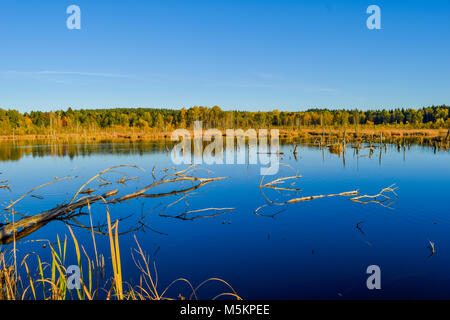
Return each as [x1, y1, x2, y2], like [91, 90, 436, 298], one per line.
[3, 176, 74, 210]
[254, 164, 303, 217]
[160, 207, 235, 221]
[286, 190, 358, 203]
[68, 165, 145, 205]
[255, 184, 397, 216]
[108, 176, 228, 203]
[80, 188, 96, 195]
[260, 175, 302, 191]
[116, 175, 139, 185]
[0, 189, 119, 245]
[0, 165, 228, 245]
[349, 184, 398, 208]
[151, 165, 156, 180]
[96, 177, 112, 187]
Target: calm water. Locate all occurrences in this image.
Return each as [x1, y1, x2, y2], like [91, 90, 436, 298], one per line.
[0, 141, 449, 299]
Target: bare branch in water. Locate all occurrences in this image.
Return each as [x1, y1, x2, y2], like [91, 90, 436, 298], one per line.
[68, 165, 145, 205]
[254, 163, 303, 216]
[80, 188, 96, 195]
[160, 207, 235, 221]
[0, 165, 229, 245]
[96, 177, 112, 187]
[260, 175, 303, 191]
[116, 175, 139, 185]
[4, 176, 75, 210]
[255, 174, 398, 216]
[254, 189, 358, 216]
[286, 190, 359, 203]
[349, 184, 398, 209]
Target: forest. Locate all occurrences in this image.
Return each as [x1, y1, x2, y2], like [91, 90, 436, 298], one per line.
[0, 105, 448, 135]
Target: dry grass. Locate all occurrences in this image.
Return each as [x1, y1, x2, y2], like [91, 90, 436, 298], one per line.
[0, 126, 446, 142]
[0, 250, 16, 299]
[0, 203, 242, 300]
[0, 184, 241, 300]
[0, 166, 241, 300]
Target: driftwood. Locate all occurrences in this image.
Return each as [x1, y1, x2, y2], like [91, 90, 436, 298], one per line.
[254, 189, 359, 216]
[261, 175, 302, 191]
[159, 207, 235, 221]
[286, 190, 358, 203]
[0, 165, 228, 245]
[4, 176, 75, 211]
[254, 186, 397, 216]
[254, 165, 398, 216]
[349, 184, 398, 208]
[0, 189, 119, 245]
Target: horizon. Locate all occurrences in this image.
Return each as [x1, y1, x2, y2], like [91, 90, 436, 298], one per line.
[0, 0, 449, 112]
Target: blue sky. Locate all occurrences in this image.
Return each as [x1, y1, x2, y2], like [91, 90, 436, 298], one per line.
[0, 0, 449, 112]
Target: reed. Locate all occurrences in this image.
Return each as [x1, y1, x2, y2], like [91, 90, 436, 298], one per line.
[0, 205, 241, 300]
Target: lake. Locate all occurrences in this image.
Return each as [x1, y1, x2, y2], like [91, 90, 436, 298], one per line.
[0, 140, 449, 299]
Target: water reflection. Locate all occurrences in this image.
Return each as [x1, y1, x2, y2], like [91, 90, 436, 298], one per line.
[0, 140, 174, 161]
[0, 136, 447, 162]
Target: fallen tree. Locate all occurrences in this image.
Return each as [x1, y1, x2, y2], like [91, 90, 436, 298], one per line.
[0, 165, 229, 245]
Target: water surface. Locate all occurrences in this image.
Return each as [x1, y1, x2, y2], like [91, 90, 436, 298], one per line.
[0, 141, 449, 299]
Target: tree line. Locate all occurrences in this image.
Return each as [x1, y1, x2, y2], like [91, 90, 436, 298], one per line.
[0, 105, 448, 135]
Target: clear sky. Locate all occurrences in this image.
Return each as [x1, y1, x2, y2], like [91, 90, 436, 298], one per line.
[0, 0, 449, 112]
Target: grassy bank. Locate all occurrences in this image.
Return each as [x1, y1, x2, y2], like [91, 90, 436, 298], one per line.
[0, 165, 241, 300]
[0, 207, 241, 300]
[1, 126, 448, 142]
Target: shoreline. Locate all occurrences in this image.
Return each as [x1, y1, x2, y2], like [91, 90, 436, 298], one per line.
[0, 127, 448, 142]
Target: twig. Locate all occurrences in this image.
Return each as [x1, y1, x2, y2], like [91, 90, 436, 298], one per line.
[0, 166, 228, 244]
[286, 190, 358, 203]
[160, 207, 235, 221]
[350, 184, 398, 208]
[4, 176, 75, 210]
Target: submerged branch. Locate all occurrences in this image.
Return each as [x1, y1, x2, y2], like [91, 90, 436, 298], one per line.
[4, 176, 75, 211]
[255, 183, 398, 216]
[0, 165, 229, 245]
[349, 184, 398, 209]
[160, 207, 235, 221]
[286, 190, 358, 203]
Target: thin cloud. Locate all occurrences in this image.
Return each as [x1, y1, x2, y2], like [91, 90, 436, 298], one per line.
[1, 70, 132, 79]
[37, 71, 131, 78]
